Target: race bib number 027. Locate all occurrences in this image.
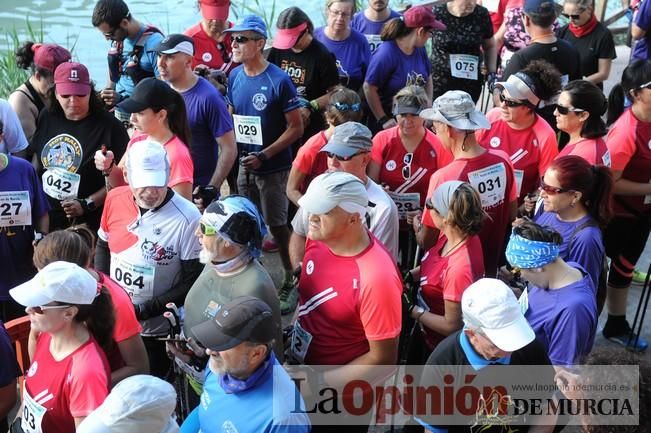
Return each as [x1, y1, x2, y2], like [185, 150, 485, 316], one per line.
[0, 191, 31, 227]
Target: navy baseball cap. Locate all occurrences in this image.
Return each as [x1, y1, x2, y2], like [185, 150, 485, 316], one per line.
[223, 15, 267, 39]
[524, 0, 559, 14]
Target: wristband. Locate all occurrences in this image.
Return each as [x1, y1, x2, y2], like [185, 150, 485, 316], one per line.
[253, 151, 268, 162]
[378, 115, 390, 125]
[309, 99, 320, 112]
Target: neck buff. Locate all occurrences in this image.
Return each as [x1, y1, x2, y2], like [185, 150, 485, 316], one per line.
[505, 233, 559, 269]
[208, 249, 253, 274]
[569, 14, 598, 38]
[219, 352, 273, 394]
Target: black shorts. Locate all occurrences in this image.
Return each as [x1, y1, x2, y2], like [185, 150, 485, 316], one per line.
[604, 215, 651, 287]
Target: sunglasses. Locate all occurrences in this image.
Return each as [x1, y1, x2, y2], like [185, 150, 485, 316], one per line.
[539, 178, 573, 195]
[637, 81, 651, 90]
[232, 35, 262, 44]
[31, 304, 72, 314]
[499, 93, 526, 108]
[556, 105, 585, 115]
[561, 10, 585, 19]
[199, 221, 217, 236]
[326, 151, 366, 161]
[402, 153, 414, 180]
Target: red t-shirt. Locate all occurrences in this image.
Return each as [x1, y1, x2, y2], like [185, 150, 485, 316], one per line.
[128, 133, 194, 188]
[291, 130, 330, 194]
[607, 108, 651, 217]
[419, 235, 484, 349]
[557, 137, 610, 167]
[371, 126, 453, 207]
[477, 108, 558, 203]
[295, 234, 402, 365]
[97, 271, 142, 371]
[23, 334, 109, 433]
[183, 22, 234, 72]
[422, 149, 517, 277]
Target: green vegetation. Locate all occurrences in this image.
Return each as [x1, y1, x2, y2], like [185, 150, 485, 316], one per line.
[0, 20, 43, 99]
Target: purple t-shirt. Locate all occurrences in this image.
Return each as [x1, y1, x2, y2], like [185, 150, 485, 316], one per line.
[633, 0, 651, 61]
[351, 9, 401, 52]
[313, 27, 371, 91]
[0, 156, 49, 300]
[365, 40, 431, 110]
[534, 212, 604, 292]
[181, 77, 234, 186]
[525, 264, 597, 366]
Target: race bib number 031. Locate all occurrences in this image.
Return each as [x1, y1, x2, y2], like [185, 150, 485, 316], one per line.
[42, 168, 80, 200]
[467, 163, 507, 208]
[233, 114, 263, 146]
[449, 54, 479, 80]
[0, 191, 31, 227]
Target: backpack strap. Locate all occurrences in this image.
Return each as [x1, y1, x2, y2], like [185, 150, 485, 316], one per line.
[567, 219, 599, 252]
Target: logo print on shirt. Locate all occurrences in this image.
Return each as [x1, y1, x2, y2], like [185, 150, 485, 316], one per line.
[27, 361, 38, 377]
[533, 139, 539, 147]
[252, 93, 267, 111]
[306, 260, 314, 275]
[385, 160, 397, 171]
[490, 137, 501, 148]
[41, 134, 83, 172]
[141, 239, 177, 262]
[202, 52, 212, 62]
[406, 71, 426, 87]
[222, 420, 238, 433]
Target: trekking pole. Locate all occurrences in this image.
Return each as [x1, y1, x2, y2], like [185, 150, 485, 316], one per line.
[164, 311, 188, 421]
[628, 260, 651, 351]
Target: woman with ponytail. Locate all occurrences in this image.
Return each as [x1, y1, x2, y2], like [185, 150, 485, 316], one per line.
[31, 226, 149, 385]
[554, 80, 609, 166]
[8, 41, 71, 142]
[600, 59, 651, 352]
[531, 155, 612, 313]
[9, 261, 113, 432]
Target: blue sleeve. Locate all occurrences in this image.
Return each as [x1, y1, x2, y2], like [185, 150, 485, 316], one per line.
[361, 35, 372, 77]
[205, 88, 234, 138]
[0, 323, 20, 387]
[29, 162, 50, 217]
[145, 33, 164, 77]
[568, 228, 604, 292]
[180, 407, 200, 433]
[365, 43, 394, 86]
[636, 0, 651, 30]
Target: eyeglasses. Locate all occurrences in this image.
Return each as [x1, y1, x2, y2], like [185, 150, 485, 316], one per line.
[102, 13, 130, 38]
[31, 304, 72, 314]
[326, 151, 366, 161]
[328, 7, 352, 18]
[556, 104, 585, 115]
[499, 93, 526, 108]
[539, 178, 573, 195]
[232, 35, 262, 44]
[402, 153, 414, 180]
[199, 221, 217, 236]
[425, 198, 434, 210]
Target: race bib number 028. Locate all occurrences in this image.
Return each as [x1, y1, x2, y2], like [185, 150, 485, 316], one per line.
[0, 191, 31, 227]
[467, 163, 508, 208]
[449, 54, 479, 80]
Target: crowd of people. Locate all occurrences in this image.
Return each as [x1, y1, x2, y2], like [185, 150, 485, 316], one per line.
[1, 0, 651, 431]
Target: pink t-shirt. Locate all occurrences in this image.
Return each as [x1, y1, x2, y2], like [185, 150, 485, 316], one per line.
[128, 134, 194, 188]
[557, 137, 610, 167]
[292, 130, 330, 194]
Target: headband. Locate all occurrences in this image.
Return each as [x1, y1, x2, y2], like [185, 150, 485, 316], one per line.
[505, 232, 559, 269]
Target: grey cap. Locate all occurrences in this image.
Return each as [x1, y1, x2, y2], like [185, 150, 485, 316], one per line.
[420, 90, 490, 131]
[298, 171, 368, 216]
[320, 121, 372, 158]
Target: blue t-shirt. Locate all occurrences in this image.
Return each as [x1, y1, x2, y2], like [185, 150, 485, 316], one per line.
[313, 27, 371, 91]
[182, 77, 234, 186]
[525, 264, 597, 366]
[633, 0, 651, 61]
[114, 25, 164, 99]
[0, 156, 49, 300]
[181, 353, 310, 433]
[365, 40, 431, 110]
[534, 211, 604, 291]
[227, 63, 300, 174]
[350, 9, 401, 53]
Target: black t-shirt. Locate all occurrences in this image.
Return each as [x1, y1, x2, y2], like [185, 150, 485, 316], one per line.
[417, 330, 555, 433]
[502, 39, 581, 85]
[557, 22, 616, 89]
[267, 38, 340, 139]
[31, 109, 128, 231]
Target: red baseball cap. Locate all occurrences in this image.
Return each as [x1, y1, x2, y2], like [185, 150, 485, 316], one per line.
[272, 22, 308, 50]
[32, 43, 71, 73]
[403, 6, 446, 31]
[200, 0, 230, 21]
[54, 62, 91, 96]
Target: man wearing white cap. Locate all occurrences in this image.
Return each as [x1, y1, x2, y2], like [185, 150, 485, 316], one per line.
[95, 141, 203, 379]
[417, 278, 555, 432]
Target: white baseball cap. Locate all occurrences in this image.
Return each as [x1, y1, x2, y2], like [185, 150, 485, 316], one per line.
[76, 375, 178, 433]
[461, 278, 535, 352]
[126, 140, 170, 188]
[10, 261, 98, 307]
[298, 171, 369, 216]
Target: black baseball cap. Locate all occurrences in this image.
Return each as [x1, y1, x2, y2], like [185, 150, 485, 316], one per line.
[154, 34, 195, 56]
[191, 296, 277, 351]
[117, 78, 178, 113]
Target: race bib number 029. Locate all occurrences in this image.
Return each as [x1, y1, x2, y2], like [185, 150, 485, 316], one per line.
[467, 163, 507, 208]
[233, 114, 263, 146]
[42, 168, 80, 200]
[449, 54, 479, 80]
[0, 191, 31, 227]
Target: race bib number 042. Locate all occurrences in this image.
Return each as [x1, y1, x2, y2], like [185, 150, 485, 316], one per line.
[42, 168, 80, 200]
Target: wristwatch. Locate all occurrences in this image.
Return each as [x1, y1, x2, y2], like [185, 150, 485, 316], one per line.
[252, 151, 268, 162]
[413, 306, 426, 321]
[80, 197, 97, 213]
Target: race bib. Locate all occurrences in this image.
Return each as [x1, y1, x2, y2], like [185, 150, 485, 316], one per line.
[467, 163, 507, 208]
[387, 191, 420, 220]
[500, 49, 515, 71]
[42, 168, 80, 200]
[21, 387, 46, 433]
[290, 320, 313, 364]
[233, 114, 263, 146]
[518, 286, 529, 315]
[450, 54, 479, 80]
[365, 34, 383, 52]
[0, 191, 31, 227]
[514, 169, 524, 197]
[482, 0, 500, 12]
[110, 255, 155, 304]
[601, 150, 611, 167]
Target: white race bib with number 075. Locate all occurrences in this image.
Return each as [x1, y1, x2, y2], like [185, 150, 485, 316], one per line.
[233, 114, 263, 146]
[42, 168, 80, 200]
[467, 163, 507, 208]
[449, 54, 479, 80]
[110, 255, 155, 304]
[0, 191, 31, 227]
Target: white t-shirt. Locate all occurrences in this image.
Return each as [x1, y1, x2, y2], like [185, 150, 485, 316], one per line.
[0, 99, 29, 154]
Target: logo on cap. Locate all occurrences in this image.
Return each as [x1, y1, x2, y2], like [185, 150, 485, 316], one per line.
[69, 69, 79, 81]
